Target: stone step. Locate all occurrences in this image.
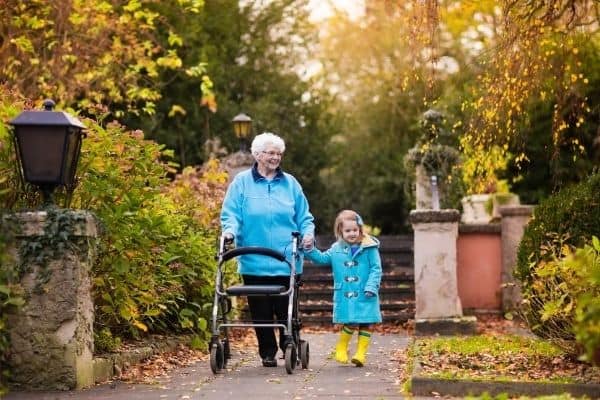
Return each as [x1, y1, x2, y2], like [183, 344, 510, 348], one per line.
[300, 273, 413, 286]
[300, 234, 416, 325]
[298, 287, 414, 302]
[300, 310, 414, 324]
[300, 302, 413, 311]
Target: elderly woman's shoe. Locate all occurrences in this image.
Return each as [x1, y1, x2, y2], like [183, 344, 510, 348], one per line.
[262, 356, 277, 367]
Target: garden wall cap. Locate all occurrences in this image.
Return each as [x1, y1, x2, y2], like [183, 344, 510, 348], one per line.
[498, 205, 535, 217]
[459, 223, 501, 234]
[409, 209, 460, 224]
[10, 210, 98, 237]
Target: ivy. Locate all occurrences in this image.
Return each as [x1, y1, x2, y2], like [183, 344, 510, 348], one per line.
[17, 207, 92, 290]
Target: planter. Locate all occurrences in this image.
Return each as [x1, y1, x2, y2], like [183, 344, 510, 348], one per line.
[461, 194, 492, 224]
[461, 193, 521, 223]
[490, 193, 520, 219]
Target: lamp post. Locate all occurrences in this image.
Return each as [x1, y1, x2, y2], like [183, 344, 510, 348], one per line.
[9, 99, 86, 206]
[231, 112, 252, 152]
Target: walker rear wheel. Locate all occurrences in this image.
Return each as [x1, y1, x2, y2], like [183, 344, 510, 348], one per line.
[223, 338, 231, 361]
[300, 340, 309, 369]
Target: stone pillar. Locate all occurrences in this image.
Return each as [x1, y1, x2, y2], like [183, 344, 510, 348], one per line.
[222, 150, 255, 183]
[6, 209, 97, 390]
[409, 210, 476, 335]
[499, 205, 534, 313]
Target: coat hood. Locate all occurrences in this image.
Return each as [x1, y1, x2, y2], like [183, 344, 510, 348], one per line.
[361, 234, 379, 248]
[339, 234, 379, 249]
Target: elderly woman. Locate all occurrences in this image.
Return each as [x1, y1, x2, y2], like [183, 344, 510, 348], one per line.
[220, 132, 315, 367]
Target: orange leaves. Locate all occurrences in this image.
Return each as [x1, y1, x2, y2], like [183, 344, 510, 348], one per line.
[162, 159, 228, 230]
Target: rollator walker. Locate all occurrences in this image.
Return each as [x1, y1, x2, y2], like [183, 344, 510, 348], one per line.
[209, 231, 309, 374]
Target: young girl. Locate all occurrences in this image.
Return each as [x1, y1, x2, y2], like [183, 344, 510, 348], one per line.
[304, 209, 382, 366]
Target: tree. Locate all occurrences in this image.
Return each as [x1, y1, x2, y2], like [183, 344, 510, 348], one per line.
[125, 0, 337, 225]
[313, 2, 454, 232]
[0, 0, 209, 116]
[460, 0, 600, 196]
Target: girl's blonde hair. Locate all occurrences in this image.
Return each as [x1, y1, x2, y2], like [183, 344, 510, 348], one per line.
[333, 209, 364, 241]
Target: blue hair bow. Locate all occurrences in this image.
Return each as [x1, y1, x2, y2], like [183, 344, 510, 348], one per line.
[356, 214, 364, 226]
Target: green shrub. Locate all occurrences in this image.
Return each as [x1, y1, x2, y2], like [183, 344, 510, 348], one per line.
[94, 327, 122, 354]
[572, 236, 600, 365]
[516, 172, 600, 340]
[516, 172, 600, 283]
[0, 219, 10, 396]
[72, 120, 227, 341]
[0, 214, 23, 396]
[519, 234, 600, 357]
[0, 87, 227, 351]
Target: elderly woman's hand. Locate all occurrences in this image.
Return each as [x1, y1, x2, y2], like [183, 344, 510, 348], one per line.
[301, 234, 314, 251]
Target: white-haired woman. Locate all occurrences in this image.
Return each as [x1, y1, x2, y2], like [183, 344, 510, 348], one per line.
[220, 132, 315, 367]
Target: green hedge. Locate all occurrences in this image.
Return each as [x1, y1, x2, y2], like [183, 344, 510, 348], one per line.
[515, 172, 600, 350]
[516, 172, 600, 284]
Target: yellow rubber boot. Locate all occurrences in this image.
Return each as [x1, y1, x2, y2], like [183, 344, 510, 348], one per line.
[351, 330, 371, 367]
[335, 326, 354, 364]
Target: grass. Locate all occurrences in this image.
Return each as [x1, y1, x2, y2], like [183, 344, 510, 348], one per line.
[396, 316, 600, 399]
[411, 334, 576, 383]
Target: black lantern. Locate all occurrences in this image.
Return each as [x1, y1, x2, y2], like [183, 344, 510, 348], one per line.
[231, 113, 252, 152]
[9, 99, 86, 205]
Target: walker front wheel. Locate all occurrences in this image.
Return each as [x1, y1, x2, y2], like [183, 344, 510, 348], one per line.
[284, 344, 296, 374]
[210, 341, 224, 374]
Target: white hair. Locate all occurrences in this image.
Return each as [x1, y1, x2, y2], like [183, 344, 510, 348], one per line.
[251, 132, 286, 157]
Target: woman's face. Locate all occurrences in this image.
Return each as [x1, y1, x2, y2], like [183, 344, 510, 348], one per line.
[341, 219, 361, 244]
[257, 144, 283, 172]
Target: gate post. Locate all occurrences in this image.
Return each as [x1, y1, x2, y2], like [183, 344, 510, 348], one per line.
[6, 209, 97, 390]
[409, 209, 476, 335]
[499, 205, 534, 313]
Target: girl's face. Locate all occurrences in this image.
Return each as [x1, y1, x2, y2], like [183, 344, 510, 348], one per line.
[341, 219, 361, 244]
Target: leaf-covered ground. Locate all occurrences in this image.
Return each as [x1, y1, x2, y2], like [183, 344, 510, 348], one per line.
[395, 315, 600, 386]
[115, 315, 600, 387]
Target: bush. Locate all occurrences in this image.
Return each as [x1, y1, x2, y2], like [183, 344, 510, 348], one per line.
[73, 120, 227, 341]
[0, 87, 227, 351]
[0, 87, 28, 395]
[0, 218, 11, 396]
[516, 172, 600, 283]
[573, 237, 600, 365]
[516, 172, 600, 350]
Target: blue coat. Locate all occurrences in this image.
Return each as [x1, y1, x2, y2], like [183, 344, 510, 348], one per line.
[220, 165, 315, 276]
[306, 235, 382, 324]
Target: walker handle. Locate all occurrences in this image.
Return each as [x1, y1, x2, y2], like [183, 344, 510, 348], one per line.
[220, 246, 286, 263]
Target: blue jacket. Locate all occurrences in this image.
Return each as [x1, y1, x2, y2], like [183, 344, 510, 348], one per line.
[305, 235, 382, 324]
[220, 165, 315, 276]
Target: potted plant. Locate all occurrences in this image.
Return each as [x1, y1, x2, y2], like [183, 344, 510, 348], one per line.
[460, 144, 519, 223]
[404, 109, 460, 209]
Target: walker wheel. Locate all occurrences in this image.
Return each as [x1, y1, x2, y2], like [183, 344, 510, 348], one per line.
[300, 340, 309, 369]
[223, 338, 231, 361]
[284, 344, 296, 374]
[210, 341, 224, 374]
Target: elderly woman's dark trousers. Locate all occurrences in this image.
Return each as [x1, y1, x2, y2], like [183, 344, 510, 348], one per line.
[242, 274, 291, 359]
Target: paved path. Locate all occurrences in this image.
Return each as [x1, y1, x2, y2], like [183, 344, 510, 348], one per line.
[4, 332, 418, 400]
